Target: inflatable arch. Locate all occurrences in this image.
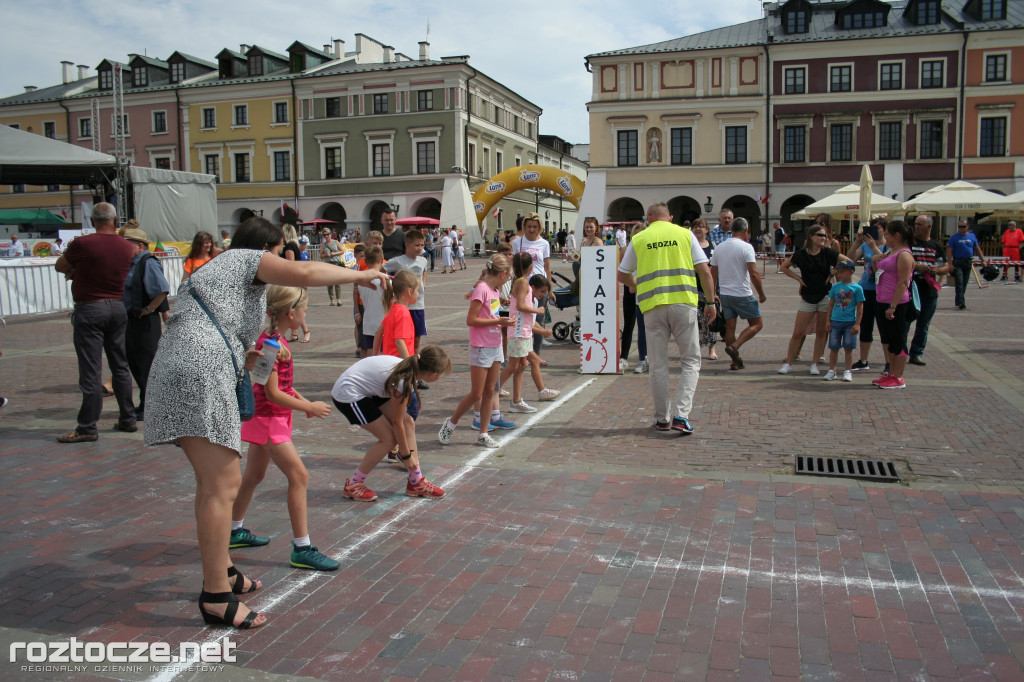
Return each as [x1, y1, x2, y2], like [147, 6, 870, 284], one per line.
[471, 164, 586, 226]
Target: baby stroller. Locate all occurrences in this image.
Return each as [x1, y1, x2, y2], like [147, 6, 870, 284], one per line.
[548, 271, 581, 343]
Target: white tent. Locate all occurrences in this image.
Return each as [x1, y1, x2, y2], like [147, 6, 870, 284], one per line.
[790, 183, 904, 220]
[0, 124, 116, 186]
[902, 180, 1020, 213]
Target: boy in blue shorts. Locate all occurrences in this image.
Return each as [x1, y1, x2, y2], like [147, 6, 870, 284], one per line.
[824, 259, 865, 382]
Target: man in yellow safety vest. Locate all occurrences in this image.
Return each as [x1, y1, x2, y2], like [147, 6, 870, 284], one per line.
[617, 202, 716, 435]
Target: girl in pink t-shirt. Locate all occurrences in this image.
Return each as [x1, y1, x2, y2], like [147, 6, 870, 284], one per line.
[438, 255, 514, 448]
[498, 253, 558, 413]
[232, 286, 338, 571]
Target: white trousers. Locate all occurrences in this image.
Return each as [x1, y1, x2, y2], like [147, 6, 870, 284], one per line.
[643, 303, 701, 422]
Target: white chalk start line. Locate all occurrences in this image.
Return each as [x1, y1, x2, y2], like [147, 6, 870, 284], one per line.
[147, 378, 597, 682]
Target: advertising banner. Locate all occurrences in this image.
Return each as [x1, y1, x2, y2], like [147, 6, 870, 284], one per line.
[578, 245, 620, 374]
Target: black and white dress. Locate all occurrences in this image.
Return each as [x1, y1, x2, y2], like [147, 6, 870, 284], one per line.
[144, 249, 267, 455]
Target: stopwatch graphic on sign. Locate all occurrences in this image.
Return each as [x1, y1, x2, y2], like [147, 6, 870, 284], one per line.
[581, 333, 610, 373]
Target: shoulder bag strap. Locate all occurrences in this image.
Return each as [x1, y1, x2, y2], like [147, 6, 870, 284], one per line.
[185, 280, 244, 382]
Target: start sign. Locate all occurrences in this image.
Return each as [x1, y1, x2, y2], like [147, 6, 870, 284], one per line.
[579, 245, 620, 374]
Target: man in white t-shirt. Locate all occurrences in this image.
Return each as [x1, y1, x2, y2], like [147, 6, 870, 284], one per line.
[709, 217, 766, 371]
[614, 225, 628, 250]
[512, 211, 552, 353]
[8, 234, 26, 257]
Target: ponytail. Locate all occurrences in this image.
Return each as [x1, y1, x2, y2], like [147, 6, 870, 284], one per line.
[385, 344, 452, 402]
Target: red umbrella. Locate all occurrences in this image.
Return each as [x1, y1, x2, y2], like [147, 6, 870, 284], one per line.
[395, 217, 441, 226]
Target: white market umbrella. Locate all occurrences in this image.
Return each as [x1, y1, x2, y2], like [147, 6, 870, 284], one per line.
[902, 180, 1019, 214]
[790, 183, 903, 221]
[978, 190, 1024, 224]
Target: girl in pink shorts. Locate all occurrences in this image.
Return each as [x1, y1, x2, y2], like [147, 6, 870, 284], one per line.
[231, 286, 340, 571]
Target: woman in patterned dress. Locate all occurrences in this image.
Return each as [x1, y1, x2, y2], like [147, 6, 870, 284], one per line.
[145, 217, 387, 629]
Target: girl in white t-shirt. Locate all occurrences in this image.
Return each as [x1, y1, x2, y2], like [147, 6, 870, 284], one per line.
[457, 243, 466, 270]
[332, 346, 452, 502]
[439, 234, 454, 274]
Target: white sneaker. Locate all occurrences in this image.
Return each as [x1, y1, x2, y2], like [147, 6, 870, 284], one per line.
[498, 387, 510, 397]
[819, 356, 826, 363]
[822, 369, 837, 381]
[842, 370, 853, 382]
[633, 361, 648, 374]
[778, 363, 792, 375]
[538, 388, 560, 401]
[438, 417, 455, 445]
[541, 338, 553, 347]
[619, 358, 629, 371]
[509, 400, 537, 413]
[476, 433, 500, 448]
[809, 363, 820, 376]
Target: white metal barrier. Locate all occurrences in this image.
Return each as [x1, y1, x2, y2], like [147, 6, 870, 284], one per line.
[0, 255, 185, 319]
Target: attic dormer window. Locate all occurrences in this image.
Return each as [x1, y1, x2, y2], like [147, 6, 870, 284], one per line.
[249, 55, 263, 76]
[784, 9, 808, 33]
[290, 52, 305, 73]
[132, 67, 148, 87]
[980, 0, 1005, 20]
[840, 10, 886, 28]
[219, 58, 233, 79]
[170, 62, 185, 83]
[913, 0, 939, 24]
[99, 69, 113, 90]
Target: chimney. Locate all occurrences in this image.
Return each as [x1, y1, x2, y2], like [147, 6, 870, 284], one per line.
[323, 44, 332, 55]
[383, 46, 394, 63]
[24, 85, 37, 92]
[240, 44, 250, 54]
[77, 64, 89, 80]
[418, 41, 430, 61]
[333, 39, 345, 58]
[61, 60, 74, 84]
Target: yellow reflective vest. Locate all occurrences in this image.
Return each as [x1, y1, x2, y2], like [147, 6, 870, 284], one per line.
[631, 220, 700, 314]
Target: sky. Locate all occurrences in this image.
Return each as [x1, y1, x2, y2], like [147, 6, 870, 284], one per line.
[1, 0, 764, 145]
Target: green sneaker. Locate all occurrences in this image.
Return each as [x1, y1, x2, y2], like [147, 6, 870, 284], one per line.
[229, 527, 270, 548]
[290, 543, 340, 571]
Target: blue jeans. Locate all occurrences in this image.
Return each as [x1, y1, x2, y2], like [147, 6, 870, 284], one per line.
[952, 258, 973, 307]
[72, 300, 135, 434]
[907, 294, 938, 357]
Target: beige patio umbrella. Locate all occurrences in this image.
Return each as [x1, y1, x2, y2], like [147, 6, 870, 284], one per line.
[858, 165, 873, 229]
[901, 180, 1019, 214]
[790, 183, 904, 221]
[978, 190, 1024, 224]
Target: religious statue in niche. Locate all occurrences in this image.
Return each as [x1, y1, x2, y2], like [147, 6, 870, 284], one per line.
[647, 128, 662, 164]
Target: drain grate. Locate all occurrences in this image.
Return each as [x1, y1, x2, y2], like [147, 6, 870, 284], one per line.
[794, 456, 900, 482]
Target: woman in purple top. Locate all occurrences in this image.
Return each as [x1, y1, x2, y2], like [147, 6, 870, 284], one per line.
[863, 220, 915, 390]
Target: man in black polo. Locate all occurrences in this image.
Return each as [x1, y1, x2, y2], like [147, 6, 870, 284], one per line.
[379, 208, 405, 260]
[907, 215, 949, 366]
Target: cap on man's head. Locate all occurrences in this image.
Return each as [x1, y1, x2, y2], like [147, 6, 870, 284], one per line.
[836, 259, 856, 271]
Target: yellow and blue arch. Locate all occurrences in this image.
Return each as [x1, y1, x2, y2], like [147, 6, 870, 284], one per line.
[472, 165, 586, 226]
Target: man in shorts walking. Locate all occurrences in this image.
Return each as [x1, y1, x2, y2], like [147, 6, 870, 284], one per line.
[709, 217, 766, 371]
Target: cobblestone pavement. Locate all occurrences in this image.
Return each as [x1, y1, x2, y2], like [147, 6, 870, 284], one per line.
[1, 261, 1023, 681]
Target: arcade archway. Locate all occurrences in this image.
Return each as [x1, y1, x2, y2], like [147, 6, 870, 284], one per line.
[723, 195, 761, 235]
[667, 196, 701, 226]
[608, 197, 644, 222]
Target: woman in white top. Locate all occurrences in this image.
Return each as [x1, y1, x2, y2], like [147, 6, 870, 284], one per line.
[439, 234, 454, 274]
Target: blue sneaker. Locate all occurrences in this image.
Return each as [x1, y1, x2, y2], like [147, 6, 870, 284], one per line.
[489, 417, 516, 430]
[229, 527, 270, 548]
[671, 417, 694, 434]
[290, 543, 340, 571]
[471, 419, 496, 431]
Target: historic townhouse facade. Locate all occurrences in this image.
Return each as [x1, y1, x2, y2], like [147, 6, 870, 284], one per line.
[0, 34, 564, 239]
[585, 0, 1023, 236]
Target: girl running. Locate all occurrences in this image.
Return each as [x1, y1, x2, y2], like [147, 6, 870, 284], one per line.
[438, 256, 514, 448]
[332, 346, 452, 501]
[231, 286, 339, 571]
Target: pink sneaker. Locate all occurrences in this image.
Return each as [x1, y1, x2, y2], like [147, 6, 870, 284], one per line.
[343, 478, 378, 502]
[877, 375, 906, 390]
[871, 373, 891, 386]
[406, 478, 446, 499]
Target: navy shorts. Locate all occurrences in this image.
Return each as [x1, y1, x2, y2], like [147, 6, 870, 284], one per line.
[828, 320, 857, 351]
[360, 334, 375, 350]
[410, 309, 427, 337]
[334, 396, 389, 426]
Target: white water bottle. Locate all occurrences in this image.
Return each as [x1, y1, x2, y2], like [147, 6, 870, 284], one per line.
[250, 338, 280, 385]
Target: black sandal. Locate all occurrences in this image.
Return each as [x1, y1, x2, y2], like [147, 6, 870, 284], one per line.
[198, 590, 266, 629]
[227, 565, 261, 594]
